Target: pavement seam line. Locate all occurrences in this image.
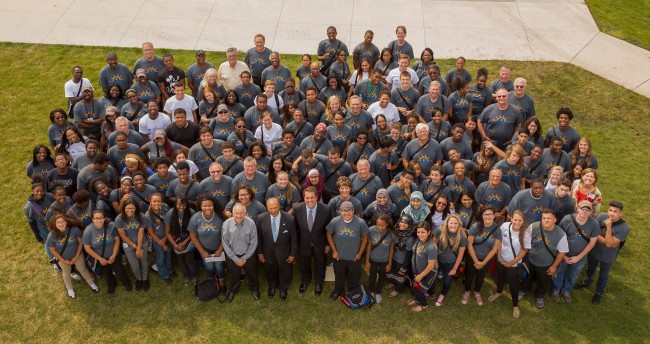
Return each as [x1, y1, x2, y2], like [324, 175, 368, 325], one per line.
[42, 0, 77, 44]
[271, 0, 286, 50]
[197, 0, 219, 50]
[568, 31, 600, 64]
[118, 0, 148, 47]
[514, 1, 535, 61]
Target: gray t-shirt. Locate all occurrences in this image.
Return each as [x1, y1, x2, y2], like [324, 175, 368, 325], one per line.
[188, 140, 224, 180]
[368, 226, 394, 263]
[285, 121, 314, 146]
[508, 92, 536, 122]
[233, 83, 262, 110]
[76, 165, 118, 200]
[386, 183, 415, 215]
[226, 130, 256, 157]
[108, 143, 145, 174]
[187, 211, 223, 252]
[187, 62, 215, 95]
[297, 99, 327, 127]
[391, 87, 420, 113]
[73, 100, 105, 134]
[474, 181, 512, 211]
[353, 80, 387, 106]
[261, 65, 293, 93]
[418, 76, 448, 97]
[244, 47, 272, 78]
[540, 148, 572, 179]
[114, 214, 152, 243]
[345, 143, 374, 167]
[133, 56, 164, 82]
[559, 214, 600, 257]
[411, 239, 437, 274]
[490, 79, 514, 93]
[415, 94, 450, 122]
[440, 137, 473, 160]
[299, 136, 333, 156]
[230, 171, 271, 201]
[590, 213, 630, 264]
[147, 172, 178, 204]
[82, 223, 118, 259]
[320, 158, 353, 196]
[369, 150, 400, 188]
[402, 139, 443, 176]
[166, 179, 201, 202]
[208, 117, 235, 141]
[528, 222, 569, 267]
[199, 175, 233, 208]
[349, 173, 384, 210]
[130, 185, 157, 213]
[46, 226, 82, 261]
[478, 104, 522, 147]
[352, 42, 380, 67]
[444, 175, 477, 203]
[434, 228, 468, 264]
[468, 223, 499, 260]
[99, 63, 133, 95]
[427, 121, 452, 143]
[327, 216, 368, 261]
[468, 84, 493, 117]
[545, 125, 581, 153]
[265, 184, 302, 212]
[494, 159, 527, 197]
[327, 196, 364, 217]
[507, 189, 558, 225]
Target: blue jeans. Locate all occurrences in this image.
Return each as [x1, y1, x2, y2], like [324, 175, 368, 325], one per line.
[583, 254, 614, 296]
[152, 242, 173, 280]
[39, 227, 53, 260]
[552, 256, 587, 293]
[437, 261, 456, 296]
[203, 256, 225, 280]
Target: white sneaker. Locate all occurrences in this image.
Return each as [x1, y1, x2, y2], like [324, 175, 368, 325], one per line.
[151, 264, 158, 272]
[375, 293, 383, 304]
[67, 289, 76, 299]
[71, 272, 81, 281]
[52, 263, 61, 272]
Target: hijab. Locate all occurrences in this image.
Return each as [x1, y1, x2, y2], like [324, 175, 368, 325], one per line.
[401, 191, 430, 223]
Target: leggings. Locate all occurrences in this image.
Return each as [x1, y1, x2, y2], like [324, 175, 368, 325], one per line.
[495, 260, 520, 307]
[464, 256, 492, 292]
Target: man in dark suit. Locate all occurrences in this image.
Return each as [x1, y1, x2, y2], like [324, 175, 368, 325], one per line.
[256, 198, 298, 300]
[292, 186, 332, 296]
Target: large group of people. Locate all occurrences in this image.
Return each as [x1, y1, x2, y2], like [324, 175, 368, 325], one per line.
[26, 26, 630, 318]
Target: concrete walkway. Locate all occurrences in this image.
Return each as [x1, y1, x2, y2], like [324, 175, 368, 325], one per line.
[1, 0, 648, 97]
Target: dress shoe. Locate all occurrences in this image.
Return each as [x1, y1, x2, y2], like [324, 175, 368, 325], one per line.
[226, 293, 235, 303]
[280, 290, 287, 300]
[299, 284, 307, 294]
[253, 291, 261, 301]
[592, 294, 602, 305]
[329, 292, 339, 301]
[268, 288, 276, 298]
[315, 285, 323, 296]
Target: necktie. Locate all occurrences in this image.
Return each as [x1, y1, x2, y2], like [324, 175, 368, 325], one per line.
[272, 216, 278, 242]
[308, 208, 314, 232]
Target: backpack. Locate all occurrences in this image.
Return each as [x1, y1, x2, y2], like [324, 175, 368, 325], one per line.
[340, 285, 375, 309]
[195, 276, 225, 302]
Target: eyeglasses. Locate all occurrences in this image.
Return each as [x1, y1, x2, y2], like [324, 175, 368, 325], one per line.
[436, 201, 447, 206]
[236, 125, 246, 128]
[515, 86, 525, 88]
[496, 95, 507, 98]
[340, 209, 353, 213]
[210, 170, 223, 173]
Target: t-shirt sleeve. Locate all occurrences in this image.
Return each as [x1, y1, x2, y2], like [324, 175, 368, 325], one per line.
[556, 234, 569, 253]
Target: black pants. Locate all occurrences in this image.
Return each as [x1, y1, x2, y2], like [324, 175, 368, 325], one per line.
[227, 256, 259, 294]
[464, 256, 491, 292]
[386, 259, 410, 292]
[300, 246, 326, 286]
[175, 251, 198, 280]
[101, 259, 131, 292]
[368, 260, 388, 294]
[332, 259, 361, 295]
[263, 254, 293, 292]
[524, 264, 551, 298]
[496, 260, 520, 307]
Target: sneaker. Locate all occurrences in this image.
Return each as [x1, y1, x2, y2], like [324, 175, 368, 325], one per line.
[518, 291, 526, 301]
[474, 292, 483, 306]
[551, 290, 560, 302]
[435, 294, 445, 307]
[461, 291, 470, 304]
[151, 264, 158, 272]
[375, 293, 383, 304]
[67, 289, 76, 299]
[561, 291, 572, 303]
[71, 272, 81, 281]
[592, 294, 602, 305]
[52, 263, 61, 272]
[535, 297, 545, 309]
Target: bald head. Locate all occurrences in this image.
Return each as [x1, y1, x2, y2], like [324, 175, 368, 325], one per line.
[266, 198, 280, 216]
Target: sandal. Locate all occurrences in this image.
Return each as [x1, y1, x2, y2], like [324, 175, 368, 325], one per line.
[405, 299, 418, 306]
[513, 307, 520, 319]
[411, 305, 428, 312]
[488, 293, 502, 302]
[388, 290, 399, 298]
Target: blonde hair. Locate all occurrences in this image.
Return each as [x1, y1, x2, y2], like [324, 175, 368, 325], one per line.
[200, 68, 220, 88]
[439, 213, 466, 252]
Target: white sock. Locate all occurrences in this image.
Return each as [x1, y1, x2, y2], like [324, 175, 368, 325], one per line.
[90, 283, 99, 291]
[67, 289, 76, 297]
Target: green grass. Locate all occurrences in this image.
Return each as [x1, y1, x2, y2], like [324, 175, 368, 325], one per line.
[586, 0, 650, 50]
[1, 43, 649, 343]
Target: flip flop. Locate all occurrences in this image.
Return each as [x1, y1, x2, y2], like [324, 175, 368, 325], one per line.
[513, 307, 520, 319]
[411, 305, 428, 312]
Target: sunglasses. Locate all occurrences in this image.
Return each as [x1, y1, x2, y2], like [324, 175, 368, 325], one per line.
[218, 110, 229, 114]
